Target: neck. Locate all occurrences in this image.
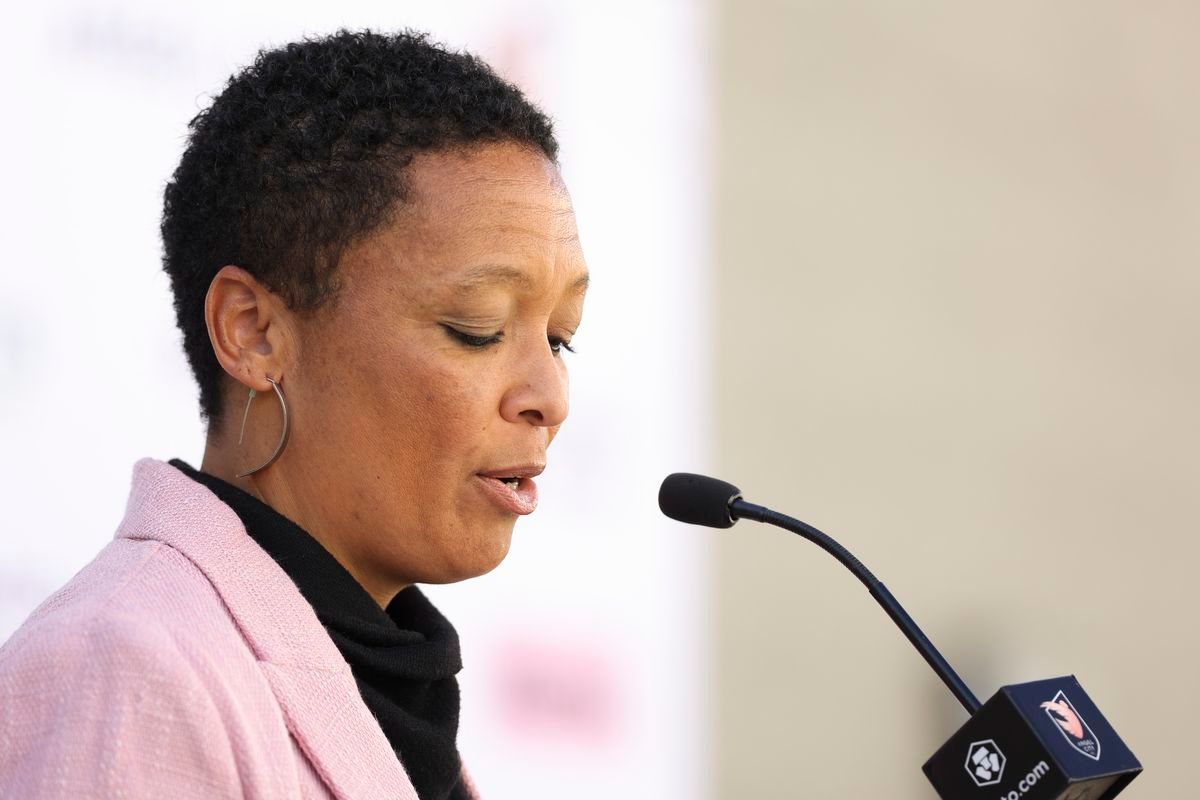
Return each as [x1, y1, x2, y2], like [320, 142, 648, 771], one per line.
[199, 428, 408, 609]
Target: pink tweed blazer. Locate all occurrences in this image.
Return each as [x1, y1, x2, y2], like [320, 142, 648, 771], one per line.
[0, 458, 478, 799]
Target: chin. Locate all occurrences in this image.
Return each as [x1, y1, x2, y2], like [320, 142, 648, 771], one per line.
[416, 524, 515, 585]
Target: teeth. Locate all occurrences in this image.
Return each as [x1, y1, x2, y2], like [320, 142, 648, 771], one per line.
[503, 478, 520, 490]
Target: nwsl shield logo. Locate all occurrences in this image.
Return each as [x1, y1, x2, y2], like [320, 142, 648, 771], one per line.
[1041, 690, 1101, 760]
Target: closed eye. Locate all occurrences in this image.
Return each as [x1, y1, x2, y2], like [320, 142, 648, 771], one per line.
[442, 324, 503, 348]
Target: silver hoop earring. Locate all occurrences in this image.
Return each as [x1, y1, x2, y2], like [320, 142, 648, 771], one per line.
[235, 376, 290, 478]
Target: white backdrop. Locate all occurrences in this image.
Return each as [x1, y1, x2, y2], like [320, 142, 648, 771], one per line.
[0, 2, 712, 798]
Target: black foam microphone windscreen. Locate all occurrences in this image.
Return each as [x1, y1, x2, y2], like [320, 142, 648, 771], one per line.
[657, 472, 743, 529]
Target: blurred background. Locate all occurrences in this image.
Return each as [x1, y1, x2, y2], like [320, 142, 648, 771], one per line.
[0, 1, 1195, 798]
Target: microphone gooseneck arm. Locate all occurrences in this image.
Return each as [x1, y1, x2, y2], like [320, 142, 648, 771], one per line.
[731, 498, 982, 715]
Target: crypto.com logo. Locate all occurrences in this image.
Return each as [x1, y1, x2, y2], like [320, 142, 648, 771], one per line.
[965, 739, 1006, 786]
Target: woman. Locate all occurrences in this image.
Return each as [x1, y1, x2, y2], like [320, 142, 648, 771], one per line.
[0, 30, 588, 800]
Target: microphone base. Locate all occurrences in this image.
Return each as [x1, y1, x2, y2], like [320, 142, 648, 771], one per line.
[923, 675, 1140, 799]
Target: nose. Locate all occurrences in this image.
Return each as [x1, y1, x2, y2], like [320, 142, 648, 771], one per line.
[499, 336, 569, 429]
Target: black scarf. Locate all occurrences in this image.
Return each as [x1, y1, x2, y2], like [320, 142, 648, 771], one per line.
[169, 459, 469, 800]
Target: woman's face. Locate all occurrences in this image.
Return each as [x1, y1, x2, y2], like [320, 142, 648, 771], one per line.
[277, 142, 588, 601]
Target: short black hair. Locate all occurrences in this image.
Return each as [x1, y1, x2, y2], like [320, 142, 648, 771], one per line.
[161, 29, 558, 425]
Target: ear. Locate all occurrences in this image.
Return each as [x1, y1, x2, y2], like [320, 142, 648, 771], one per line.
[204, 265, 292, 392]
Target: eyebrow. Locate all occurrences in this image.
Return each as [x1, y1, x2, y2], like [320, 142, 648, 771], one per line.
[455, 264, 533, 292]
[452, 264, 591, 294]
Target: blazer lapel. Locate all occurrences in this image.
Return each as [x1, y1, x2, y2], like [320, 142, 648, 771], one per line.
[259, 661, 419, 800]
[116, 458, 418, 800]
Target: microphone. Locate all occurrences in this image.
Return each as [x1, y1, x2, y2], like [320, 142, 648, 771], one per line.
[659, 472, 1142, 800]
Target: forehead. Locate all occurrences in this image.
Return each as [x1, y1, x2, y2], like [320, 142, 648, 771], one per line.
[386, 143, 582, 280]
[407, 142, 573, 220]
[332, 142, 588, 315]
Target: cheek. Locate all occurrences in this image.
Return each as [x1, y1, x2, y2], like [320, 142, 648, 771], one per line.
[357, 348, 496, 472]
[301, 315, 505, 499]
